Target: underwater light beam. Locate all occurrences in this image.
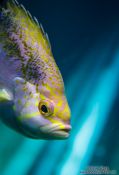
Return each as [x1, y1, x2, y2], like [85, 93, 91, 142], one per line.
[59, 50, 119, 175]
[3, 140, 46, 175]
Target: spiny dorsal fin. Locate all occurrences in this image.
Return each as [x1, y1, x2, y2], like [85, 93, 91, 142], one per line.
[1, 0, 52, 50]
[39, 23, 51, 49]
[13, 0, 18, 6]
[19, 1, 51, 50]
[45, 33, 51, 49]
[34, 16, 40, 27]
[27, 10, 34, 22]
[20, 4, 27, 13]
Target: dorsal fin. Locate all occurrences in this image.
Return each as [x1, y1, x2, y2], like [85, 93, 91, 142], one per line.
[13, 0, 18, 5]
[1, 0, 52, 50]
[18, 0, 52, 50]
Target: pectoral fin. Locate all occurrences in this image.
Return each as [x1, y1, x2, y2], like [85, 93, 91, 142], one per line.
[0, 89, 12, 102]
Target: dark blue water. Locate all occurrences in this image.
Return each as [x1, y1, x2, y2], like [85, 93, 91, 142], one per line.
[0, 0, 119, 175]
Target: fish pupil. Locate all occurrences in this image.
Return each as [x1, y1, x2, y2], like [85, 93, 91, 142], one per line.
[41, 105, 48, 113]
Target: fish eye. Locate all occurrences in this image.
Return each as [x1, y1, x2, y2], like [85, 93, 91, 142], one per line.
[38, 100, 54, 117]
[41, 105, 48, 113]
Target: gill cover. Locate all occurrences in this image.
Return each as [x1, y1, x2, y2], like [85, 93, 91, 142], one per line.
[13, 77, 39, 117]
[13, 77, 53, 138]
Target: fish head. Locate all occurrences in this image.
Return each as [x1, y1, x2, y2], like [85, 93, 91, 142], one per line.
[13, 77, 71, 140]
[38, 87, 72, 139]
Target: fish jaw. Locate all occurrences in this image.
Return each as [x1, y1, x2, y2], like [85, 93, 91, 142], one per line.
[14, 110, 72, 139]
[15, 115, 72, 140]
[39, 123, 72, 140]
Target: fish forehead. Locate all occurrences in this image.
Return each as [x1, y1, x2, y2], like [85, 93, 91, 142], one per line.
[0, 1, 64, 89]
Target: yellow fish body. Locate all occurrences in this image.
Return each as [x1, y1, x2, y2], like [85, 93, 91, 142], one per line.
[0, 0, 71, 139]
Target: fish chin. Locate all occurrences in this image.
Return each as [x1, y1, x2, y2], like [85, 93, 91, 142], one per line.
[52, 130, 70, 139]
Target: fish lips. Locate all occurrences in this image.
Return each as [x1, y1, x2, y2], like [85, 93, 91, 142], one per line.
[40, 124, 72, 139]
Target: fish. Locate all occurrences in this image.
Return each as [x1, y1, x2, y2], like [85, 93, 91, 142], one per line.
[0, 0, 72, 139]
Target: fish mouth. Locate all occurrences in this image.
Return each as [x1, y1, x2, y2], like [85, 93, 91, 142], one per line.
[40, 124, 72, 139]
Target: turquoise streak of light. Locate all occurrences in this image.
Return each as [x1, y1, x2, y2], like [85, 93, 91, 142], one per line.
[3, 139, 46, 175]
[34, 141, 67, 175]
[67, 33, 117, 127]
[58, 50, 119, 175]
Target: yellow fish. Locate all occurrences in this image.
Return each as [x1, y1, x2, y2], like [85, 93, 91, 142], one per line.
[0, 0, 72, 139]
